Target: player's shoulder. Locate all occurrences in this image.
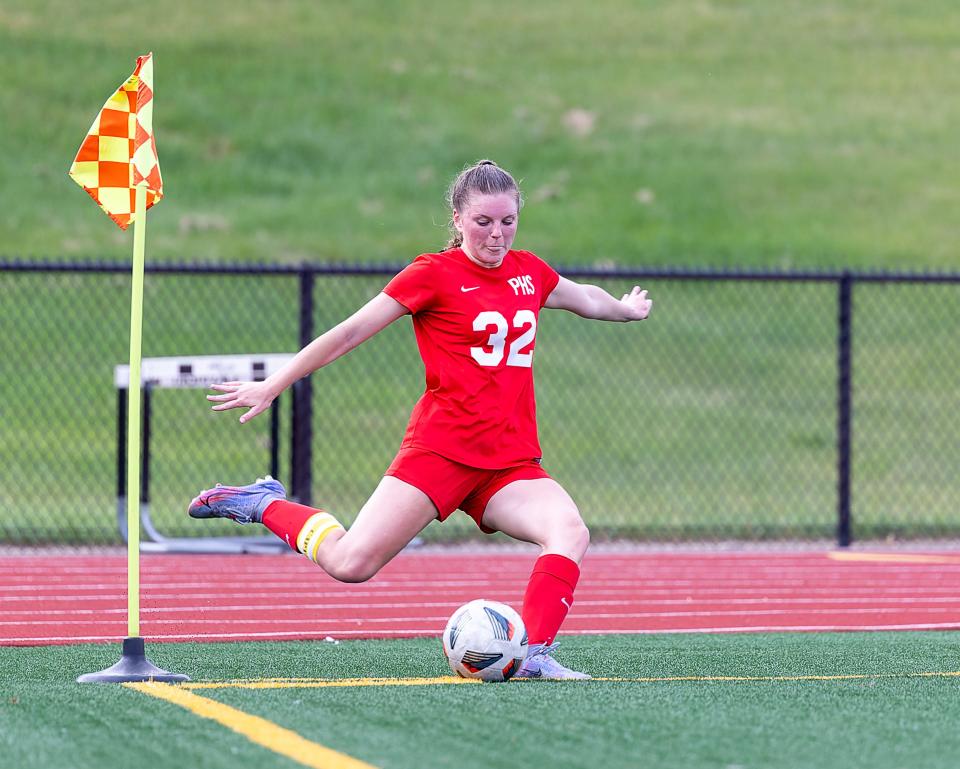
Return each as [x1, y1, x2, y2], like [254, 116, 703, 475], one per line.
[511, 248, 546, 263]
[412, 249, 460, 264]
[510, 248, 555, 273]
[397, 249, 463, 275]
[391, 250, 469, 299]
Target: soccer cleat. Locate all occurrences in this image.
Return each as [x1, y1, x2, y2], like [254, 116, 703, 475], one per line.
[514, 643, 592, 680]
[187, 476, 286, 525]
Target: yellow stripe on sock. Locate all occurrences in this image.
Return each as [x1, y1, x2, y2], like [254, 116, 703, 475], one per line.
[126, 682, 378, 769]
[296, 512, 339, 553]
[308, 522, 345, 564]
[294, 512, 344, 564]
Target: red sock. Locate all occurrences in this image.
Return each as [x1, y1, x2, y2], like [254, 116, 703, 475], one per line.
[261, 500, 327, 552]
[521, 554, 580, 646]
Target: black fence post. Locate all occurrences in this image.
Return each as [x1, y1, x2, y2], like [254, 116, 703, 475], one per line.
[291, 267, 314, 505]
[836, 273, 854, 547]
[116, 388, 127, 501]
[141, 384, 151, 507]
[269, 396, 280, 481]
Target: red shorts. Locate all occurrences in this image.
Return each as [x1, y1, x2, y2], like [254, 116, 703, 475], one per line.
[385, 448, 551, 533]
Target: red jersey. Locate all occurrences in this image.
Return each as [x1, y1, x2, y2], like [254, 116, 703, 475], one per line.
[383, 248, 561, 469]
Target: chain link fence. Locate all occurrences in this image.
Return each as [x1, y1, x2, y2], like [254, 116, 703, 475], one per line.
[1, 263, 957, 546]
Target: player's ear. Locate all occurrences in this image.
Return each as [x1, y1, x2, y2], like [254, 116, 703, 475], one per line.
[452, 208, 462, 232]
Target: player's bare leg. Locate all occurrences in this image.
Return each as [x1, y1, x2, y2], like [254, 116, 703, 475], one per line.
[481, 478, 590, 562]
[310, 476, 438, 582]
[480, 478, 592, 680]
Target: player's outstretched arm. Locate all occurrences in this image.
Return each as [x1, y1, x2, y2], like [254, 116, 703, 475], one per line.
[206, 292, 409, 423]
[544, 276, 652, 322]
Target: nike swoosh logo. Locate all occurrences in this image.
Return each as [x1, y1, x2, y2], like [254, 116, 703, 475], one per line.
[560, 597, 571, 609]
[460, 286, 480, 293]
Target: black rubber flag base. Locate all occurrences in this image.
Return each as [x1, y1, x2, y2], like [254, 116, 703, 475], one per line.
[77, 637, 190, 683]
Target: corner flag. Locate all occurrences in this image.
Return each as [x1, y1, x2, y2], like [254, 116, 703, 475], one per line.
[68, 53, 162, 230]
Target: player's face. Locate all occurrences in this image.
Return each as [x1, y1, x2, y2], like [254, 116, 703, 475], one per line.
[453, 193, 519, 268]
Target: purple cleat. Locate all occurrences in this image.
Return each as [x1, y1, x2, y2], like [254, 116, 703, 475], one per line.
[514, 643, 591, 680]
[187, 476, 286, 525]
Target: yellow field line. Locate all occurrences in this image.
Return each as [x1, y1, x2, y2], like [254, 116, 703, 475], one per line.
[125, 681, 378, 769]
[177, 671, 960, 690]
[182, 676, 477, 690]
[828, 551, 960, 564]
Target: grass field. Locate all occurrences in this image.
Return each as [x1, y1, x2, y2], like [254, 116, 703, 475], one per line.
[6, 632, 960, 768]
[2, 0, 959, 268]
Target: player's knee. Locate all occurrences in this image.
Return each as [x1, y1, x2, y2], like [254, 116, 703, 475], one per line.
[327, 563, 376, 584]
[547, 515, 590, 561]
[568, 519, 591, 560]
[325, 551, 380, 584]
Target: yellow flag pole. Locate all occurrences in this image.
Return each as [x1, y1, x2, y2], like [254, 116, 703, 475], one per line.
[127, 183, 148, 638]
[79, 180, 186, 682]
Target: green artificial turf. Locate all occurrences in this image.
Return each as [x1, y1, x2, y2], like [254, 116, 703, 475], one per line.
[4, 633, 960, 769]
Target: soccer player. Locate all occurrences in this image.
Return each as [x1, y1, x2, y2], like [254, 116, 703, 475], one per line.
[189, 160, 652, 679]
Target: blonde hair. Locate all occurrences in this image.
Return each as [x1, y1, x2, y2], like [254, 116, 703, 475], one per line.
[444, 160, 522, 250]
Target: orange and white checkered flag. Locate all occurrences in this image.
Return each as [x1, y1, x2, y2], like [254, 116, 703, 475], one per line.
[68, 53, 162, 230]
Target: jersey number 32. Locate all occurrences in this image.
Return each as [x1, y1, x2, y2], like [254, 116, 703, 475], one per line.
[470, 310, 537, 368]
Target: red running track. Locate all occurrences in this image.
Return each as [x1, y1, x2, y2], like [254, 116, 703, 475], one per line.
[4, 549, 960, 646]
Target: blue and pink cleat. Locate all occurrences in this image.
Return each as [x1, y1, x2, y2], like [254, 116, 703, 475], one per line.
[187, 476, 286, 525]
[514, 643, 591, 680]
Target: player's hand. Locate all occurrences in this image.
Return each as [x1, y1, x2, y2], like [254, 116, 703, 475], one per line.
[621, 286, 652, 321]
[206, 380, 276, 424]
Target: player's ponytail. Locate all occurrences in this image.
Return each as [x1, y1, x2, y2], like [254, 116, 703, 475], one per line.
[444, 160, 523, 250]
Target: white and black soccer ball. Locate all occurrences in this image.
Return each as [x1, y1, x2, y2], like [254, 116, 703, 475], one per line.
[442, 599, 528, 682]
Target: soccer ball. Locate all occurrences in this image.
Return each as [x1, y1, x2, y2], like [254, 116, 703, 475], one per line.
[442, 599, 528, 682]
